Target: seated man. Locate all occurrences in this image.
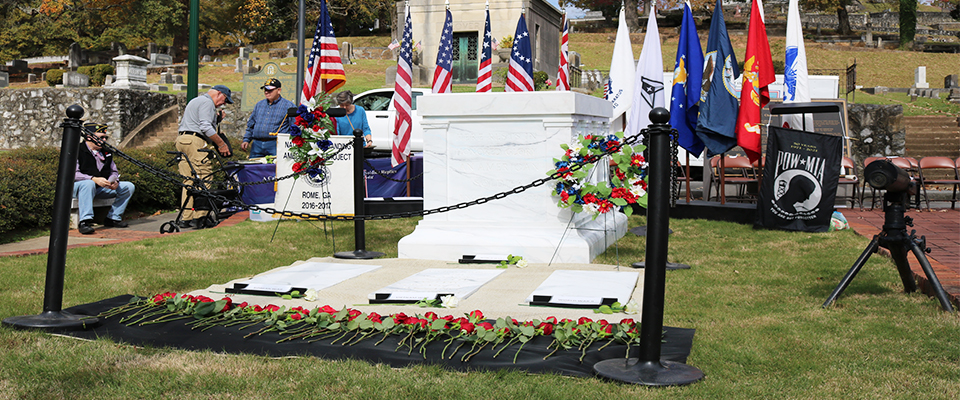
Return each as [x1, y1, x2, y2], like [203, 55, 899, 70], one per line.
[73, 123, 136, 234]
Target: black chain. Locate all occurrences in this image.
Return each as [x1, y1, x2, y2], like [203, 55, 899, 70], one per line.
[363, 159, 425, 183]
[84, 125, 657, 222]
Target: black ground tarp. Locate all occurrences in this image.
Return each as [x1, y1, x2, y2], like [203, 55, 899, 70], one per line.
[60, 295, 696, 378]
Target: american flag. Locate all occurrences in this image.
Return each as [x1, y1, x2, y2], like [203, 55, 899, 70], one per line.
[432, 9, 453, 94]
[505, 13, 534, 92]
[301, 0, 344, 105]
[476, 7, 493, 92]
[391, 6, 413, 167]
[556, 14, 570, 91]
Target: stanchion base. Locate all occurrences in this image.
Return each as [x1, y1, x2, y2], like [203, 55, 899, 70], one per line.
[2, 310, 98, 331]
[631, 262, 692, 270]
[594, 358, 704, 386]
[334, 250, 385, 260]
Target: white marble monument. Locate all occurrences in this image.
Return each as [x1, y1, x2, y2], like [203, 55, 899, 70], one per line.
[914, 66, 929, 89]
[105, 54, 149, 90]
[398, 91, 627, 264]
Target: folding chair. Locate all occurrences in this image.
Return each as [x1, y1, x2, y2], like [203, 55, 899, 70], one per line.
[837, 156, 860, 209]
[917, 156, 960, 210]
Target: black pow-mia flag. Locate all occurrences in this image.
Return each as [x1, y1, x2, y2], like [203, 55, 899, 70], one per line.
[755, 126, 842, 232]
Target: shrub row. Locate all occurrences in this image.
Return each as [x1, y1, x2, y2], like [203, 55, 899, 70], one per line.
[44, 64, 115, 87]
[0, 144, 182, 236]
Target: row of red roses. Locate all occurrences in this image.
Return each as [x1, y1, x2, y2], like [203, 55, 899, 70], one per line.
[101, 292, 646, 363]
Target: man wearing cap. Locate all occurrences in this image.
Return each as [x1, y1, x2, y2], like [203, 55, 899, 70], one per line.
[73, 123, 136, 235]
[175, 85, 233, 229]
[242, 78, 295, 158]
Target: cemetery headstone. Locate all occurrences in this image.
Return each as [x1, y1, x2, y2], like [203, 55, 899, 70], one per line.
[944, 74, 958, 88]
[104, 74, 114, 85]
[201, 55, 212, 62]
[149, 53, 173, 66]
[147, 42, 158, 57]
[0, 72, 8, 88]
[105, 54, 150, 90]
[235, 57, 244, 73]
[914, 66, 929, 88]
[340, 42, 353, 64]
[27, 73, 37, 83]
[239, 47, 251, 59]
[948, 88, 960, 103]
[63, 71, 90, 87]
[68, 42, 82, 71]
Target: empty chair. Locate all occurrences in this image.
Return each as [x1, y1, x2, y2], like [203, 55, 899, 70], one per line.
[917, 156, 960, 210]
[708, 155, 758, 203]
[837, 156, 860, 209]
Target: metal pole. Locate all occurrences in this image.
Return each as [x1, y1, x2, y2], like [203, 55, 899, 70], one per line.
[593, 108, 703, 386]
[3, 105, 98, 331]
[296, 0, 305, 104]
[187, 0, 199, 100]
[334, 130, 383, 260]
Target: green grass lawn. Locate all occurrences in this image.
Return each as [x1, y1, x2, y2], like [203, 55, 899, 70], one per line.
[1, 215, 957, 399]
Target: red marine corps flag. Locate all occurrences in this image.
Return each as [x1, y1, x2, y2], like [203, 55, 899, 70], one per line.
[735, 0, 775, 163]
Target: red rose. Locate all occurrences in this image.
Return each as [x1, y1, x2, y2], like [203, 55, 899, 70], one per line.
[460, 321, 475, 334]
[291, 136, 305, 147]
[236, 302, 249, 309]
[265, 305, 281, 312]
[619, 318, 635, 327]
[469, 310, 484, 321]
[578, 317, 593, 325]
[367, 312, 383, 323]
[477, 322, 494, 331]
[560, 190, 569, 202]
[537, 322, 554, 335]
[292, 162, 303, 173]
[320, 305, 337, 314]
[424, 311, 438, 321]
[347, 309, 362, 321]
[602, 324, 613, 334]
[290, 313, 302, 321]
[441, 315, 454, 322]
[545, 316, 557, 324]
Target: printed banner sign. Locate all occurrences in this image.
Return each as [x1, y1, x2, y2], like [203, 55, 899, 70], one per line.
[275, 135, 354, 216]
[756, 126, 841, 232]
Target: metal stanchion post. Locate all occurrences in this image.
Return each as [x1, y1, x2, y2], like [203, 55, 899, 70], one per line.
[3, 105, 99, 331]
[593, 108, 704, 386]
[334, 129, 384, 259]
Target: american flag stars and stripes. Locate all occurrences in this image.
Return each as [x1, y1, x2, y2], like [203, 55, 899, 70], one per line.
[505, 13, 534, 92]
[391, 6, 414, 167]
[556, 14, 570, 91]
[301, 0, 344, 105]
[432, 9, 454, 94]
[476, 7, 493, 92]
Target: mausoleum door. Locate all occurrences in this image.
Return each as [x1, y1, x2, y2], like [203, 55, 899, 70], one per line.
[451, 32, 478, 84]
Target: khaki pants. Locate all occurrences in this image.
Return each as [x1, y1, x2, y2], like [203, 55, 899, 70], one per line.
[176, 134, 213, 221]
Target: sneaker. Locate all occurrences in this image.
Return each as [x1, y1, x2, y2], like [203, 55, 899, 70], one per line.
[103, 218, 129, 228]
[78, 220, 95, 235]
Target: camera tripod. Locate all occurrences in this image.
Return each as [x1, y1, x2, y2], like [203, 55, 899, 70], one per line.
[823, 191, 954, 311]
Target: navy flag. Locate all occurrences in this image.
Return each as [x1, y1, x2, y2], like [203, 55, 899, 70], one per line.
[695, 0, 740, 157]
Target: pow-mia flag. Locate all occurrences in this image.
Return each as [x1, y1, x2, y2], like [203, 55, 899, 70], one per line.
[756, 126, 842, 232]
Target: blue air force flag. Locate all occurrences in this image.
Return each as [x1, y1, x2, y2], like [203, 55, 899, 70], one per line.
[670, 2, 705, 157]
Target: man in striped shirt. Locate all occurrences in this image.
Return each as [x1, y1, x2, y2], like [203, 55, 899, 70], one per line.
[242, 78, 296, 158]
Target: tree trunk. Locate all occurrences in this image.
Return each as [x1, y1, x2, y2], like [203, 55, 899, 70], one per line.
[625, 0, 640, 33]
[836, 5, 852, 35]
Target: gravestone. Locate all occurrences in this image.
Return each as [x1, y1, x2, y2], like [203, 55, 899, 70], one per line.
[340, 42, 353, 64]
[147, 43, 158, 57]
[27, 73, 37, 83]
[105, 54, 149, 90]
[944, 74, 958, 88]
[104, 75, 114, 85]
[149, 53, 173, 66]
[68, 42, 82, 71]
[864, 32, 873, 46]
[914, 66, 929, 88]
[948, 88, 960, 103]
[62, 71, 90, 87]
[201, 55, 211, 62]
[0, 72, 8, 88]
[239, 47, 251, 59]
[398, 92, 625, 263]
[235, 57, 244, 73]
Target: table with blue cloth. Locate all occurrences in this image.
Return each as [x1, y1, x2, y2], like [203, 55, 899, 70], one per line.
[236, 154, 423, 206]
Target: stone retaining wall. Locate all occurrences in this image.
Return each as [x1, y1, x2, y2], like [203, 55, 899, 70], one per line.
[847, 103, 905, 162]
[0, 88, 178, 149]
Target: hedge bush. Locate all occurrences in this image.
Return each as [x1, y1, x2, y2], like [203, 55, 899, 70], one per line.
[77, 64, 115, 86]
[45, 69, 65, 87]
[0, 143, 183, 236]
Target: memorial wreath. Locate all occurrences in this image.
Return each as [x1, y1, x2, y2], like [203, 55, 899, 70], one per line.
[548, 132, 648, 217]
[287, 93, 337, 178]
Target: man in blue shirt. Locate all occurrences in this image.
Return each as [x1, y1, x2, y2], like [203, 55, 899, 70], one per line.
[334, 90, 373, 147]
[242, 78, 296, 158]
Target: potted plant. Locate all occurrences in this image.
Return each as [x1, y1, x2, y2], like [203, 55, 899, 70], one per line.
[497, 35, 513, 63]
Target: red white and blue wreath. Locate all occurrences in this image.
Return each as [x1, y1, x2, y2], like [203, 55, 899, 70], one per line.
[548, 132, 648, 217]
[287, 93, 337, 178]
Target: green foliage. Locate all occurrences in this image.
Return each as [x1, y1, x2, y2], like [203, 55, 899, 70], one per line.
[0, 148, 59, 234]
[45, 69, 65, 87]
[533, 71, 550, 91]
[77, 64, 115, 86]
[900, 0, 918, 46]
[498, 35, 513, 49]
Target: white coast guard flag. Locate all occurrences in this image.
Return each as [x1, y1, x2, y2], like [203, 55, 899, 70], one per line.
[625, 5, 664, 139]
[606, 6, 635, 123]
[783, 0, 813, 131]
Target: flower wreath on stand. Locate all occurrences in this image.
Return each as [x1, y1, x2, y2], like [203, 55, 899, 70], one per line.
[287, 93, 338, 178]
[547, 132, 648, 217]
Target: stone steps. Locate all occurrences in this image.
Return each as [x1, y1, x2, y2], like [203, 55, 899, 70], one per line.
[904, 115, 960, 160]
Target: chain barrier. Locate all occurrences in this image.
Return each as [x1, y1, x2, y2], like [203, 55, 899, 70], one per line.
[362, 159, 425, 183]
[82, 123, 669, 222]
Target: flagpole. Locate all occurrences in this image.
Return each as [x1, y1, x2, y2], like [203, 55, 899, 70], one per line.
[296, 0, 305, 104]
[685, 152, 691, 203]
